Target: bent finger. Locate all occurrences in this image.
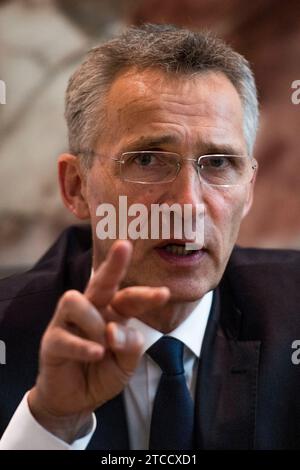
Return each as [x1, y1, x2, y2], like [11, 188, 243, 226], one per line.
[106, 322, 144, 374]
[111, 286, 170, 318]
[41, 327, 105, 364]
[54, 290, 106, 344]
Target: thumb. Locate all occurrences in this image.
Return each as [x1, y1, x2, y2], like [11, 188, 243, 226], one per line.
[106, 322, 144, 375]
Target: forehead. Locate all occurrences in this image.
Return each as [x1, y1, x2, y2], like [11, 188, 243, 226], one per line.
[100, 68, 246, 153]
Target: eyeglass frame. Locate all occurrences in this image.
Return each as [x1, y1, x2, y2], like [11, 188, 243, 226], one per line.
[110, 151, 258, 187]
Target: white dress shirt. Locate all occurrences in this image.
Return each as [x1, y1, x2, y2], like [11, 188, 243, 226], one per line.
[125, 290, 212, 449]
[0, 291, 213, 450]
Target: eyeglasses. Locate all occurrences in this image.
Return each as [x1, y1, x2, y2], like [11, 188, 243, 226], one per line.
[112, 151, 257, 187]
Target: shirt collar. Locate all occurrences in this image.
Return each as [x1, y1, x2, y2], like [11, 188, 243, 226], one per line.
[127, 291, 213, 358]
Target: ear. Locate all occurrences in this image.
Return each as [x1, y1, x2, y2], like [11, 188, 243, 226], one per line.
[241, 160, 258, 219]
[58, 153, 90, 219]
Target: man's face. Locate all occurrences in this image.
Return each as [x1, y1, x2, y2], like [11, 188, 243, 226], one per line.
[83, 69, 255, 302]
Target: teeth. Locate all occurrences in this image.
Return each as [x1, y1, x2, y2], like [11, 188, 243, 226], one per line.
[164, 244, 193, 256]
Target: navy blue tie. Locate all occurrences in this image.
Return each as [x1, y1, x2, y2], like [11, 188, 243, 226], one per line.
[147, 336, 194, 450]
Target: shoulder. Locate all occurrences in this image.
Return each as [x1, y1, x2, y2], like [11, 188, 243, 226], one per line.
[226, 245, 300, 287]
[0, 224, 92, 304]
[229, 245, 300, 269]
[226, 244, 300, 293]
[0, 225, 92, 333]
[224, 246, 300, 337]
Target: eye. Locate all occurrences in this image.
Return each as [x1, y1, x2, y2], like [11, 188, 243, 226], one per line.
[136, 153, 154, 166]
[199, 155, 230, 170]
[199, 155, 244, 178]
[207, 156, 229, 168]
[130, 152, 161, 167]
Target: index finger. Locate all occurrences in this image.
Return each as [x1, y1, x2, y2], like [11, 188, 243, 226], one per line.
[85, 239, 132, 310]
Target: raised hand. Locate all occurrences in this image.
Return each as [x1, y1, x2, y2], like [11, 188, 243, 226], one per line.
[28, 240, 170, 442]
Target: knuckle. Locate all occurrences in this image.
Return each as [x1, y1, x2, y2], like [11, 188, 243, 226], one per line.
[58, 290, 82, 312]
[65, 338, 79, 355]
[117, 288, 131, 302]
[100, 280, 117, 295]
[43, 328, 61, 352]
[40, 331, 57, 358]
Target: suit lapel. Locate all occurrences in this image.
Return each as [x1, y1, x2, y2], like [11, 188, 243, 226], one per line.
[194, 287, 261, 449]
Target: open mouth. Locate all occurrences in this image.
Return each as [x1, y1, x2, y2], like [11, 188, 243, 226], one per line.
[154, 241, 205, 266]
[162, 243, 198, 256]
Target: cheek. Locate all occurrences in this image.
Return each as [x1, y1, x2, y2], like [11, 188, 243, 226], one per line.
[205, 187, 248, 238]
[86, 168, 120, 212]
[86, 171, 152, 246]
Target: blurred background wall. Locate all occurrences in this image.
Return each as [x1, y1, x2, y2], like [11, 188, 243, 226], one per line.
[0, 0, 299, 277]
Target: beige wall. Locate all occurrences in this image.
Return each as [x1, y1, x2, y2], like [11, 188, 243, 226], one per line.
[0, 0, 299, 276]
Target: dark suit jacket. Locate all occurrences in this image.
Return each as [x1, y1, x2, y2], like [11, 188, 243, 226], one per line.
[0, 225, 300, 449]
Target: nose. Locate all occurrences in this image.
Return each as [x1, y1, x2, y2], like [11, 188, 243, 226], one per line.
[156, 162, 205, 246]
[164, 163, 205, 245]
[170, 160, 204, 207]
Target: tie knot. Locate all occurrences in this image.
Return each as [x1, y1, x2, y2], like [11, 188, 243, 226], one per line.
[147, 336, 184, 375]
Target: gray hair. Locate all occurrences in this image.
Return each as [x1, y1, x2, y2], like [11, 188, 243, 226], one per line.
[65, 23, 259, 166]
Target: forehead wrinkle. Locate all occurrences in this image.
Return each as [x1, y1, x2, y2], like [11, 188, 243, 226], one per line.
[112, 72, 242, 118]
[108, 73, 243, 133]
[116, 100, 243, 139]
[119, 128, 244, 156]
[102, 69, 246, 154]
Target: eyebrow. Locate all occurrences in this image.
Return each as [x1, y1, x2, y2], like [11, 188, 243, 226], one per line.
[124, 135, 179, 151]
[197, 142, 245, 156]
[123, 134, 245, 156]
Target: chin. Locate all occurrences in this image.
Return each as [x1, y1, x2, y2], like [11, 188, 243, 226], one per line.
[166, 279, 213, 303]
[169, 292, 205, 303]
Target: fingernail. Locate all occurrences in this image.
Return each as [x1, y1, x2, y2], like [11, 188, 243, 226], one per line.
[114, 327, 126, 346]
[161, 287, 170, 296]
[157, 287, 170, 299]
[129, 329, 144, 347]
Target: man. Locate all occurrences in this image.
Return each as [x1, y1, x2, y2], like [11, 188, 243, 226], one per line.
[0, 23, 299, 450]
